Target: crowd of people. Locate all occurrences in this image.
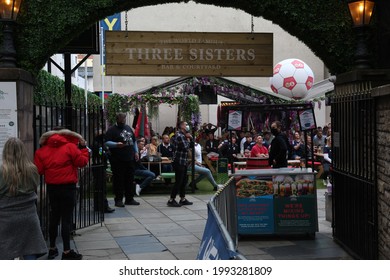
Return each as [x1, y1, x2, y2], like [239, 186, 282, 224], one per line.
[104, 117, 333, 210]
[0, 112, 332, 260]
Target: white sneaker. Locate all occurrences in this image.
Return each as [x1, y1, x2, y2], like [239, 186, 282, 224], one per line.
[217, 184, 224, 190]
[136, 184, 142, 196]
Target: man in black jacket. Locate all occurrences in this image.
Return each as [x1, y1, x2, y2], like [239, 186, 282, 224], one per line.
[205, 133, 219, 154]
[105, 113, 140, 207]
[268, 121, 288, 168]
[157, 134, 174, 184]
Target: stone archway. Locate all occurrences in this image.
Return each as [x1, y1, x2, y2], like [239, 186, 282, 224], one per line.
[16, 0, 359, 75]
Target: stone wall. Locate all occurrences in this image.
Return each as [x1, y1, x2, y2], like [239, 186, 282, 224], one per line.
[372, 85, 390, 259]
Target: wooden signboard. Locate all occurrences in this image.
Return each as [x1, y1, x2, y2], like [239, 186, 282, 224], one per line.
[105, 31, 273, 77]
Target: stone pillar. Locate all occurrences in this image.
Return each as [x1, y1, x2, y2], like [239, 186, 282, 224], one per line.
[372, 84, 390, 260]
[0, 68, 35, 161]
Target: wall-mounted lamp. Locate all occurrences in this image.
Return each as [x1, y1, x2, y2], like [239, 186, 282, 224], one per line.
[0, 0, 23, 68]
[348, 0, 375, 69]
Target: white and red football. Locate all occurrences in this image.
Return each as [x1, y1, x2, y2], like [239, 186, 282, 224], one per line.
[269, 58, 314, 100]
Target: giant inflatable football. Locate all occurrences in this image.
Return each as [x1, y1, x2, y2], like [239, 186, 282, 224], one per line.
[269, 58, 314, 100]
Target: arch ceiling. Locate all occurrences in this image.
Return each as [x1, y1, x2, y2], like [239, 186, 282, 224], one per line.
[15, 0, 365, 75]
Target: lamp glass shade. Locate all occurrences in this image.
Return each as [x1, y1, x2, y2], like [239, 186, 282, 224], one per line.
[0, 0, 22, 20]
[348, 0, 375, 26]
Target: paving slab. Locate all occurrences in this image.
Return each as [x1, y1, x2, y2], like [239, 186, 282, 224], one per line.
[126, 251, 177, 260]
[168, 213, 204, 222]
[127, 212, 167, 219]
[104, 217, 138, 225]
[70, 190, 351, 260]
[106, 222, 145, 231]
[73, 232, 114, 241]
[237, 245, 268, 256]
[164, 243, 201, 254]
[157, 234, 200, 246]
[76, 240, 120, 250]
[147, 227, 191, 237]
[136, 217, 173, 224]
[115, 235, 159, 246]
[174, 251, 199, 260]
[143, 222, 183, 231]
[110, 229, 151, 237]
[78, 248, 124, 257]
[108, 208, 134, 218]
[121, 242, 167, 255]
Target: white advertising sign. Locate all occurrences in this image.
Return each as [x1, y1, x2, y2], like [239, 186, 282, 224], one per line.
[227, 110, 243, 131]
[0, 82, 18, 165]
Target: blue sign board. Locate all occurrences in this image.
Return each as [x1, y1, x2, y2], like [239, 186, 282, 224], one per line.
[237, 195, 274, 234]
[99, 13, 121, 66]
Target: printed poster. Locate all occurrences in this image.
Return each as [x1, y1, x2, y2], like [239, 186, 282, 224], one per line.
[298, 108, 317, 131]
[0, 82, 18, 165]
[237, 195, 274, 234]
[236, 178, 275, 234]
[227, 110, 243, 131]
[274, 196, 318, 233]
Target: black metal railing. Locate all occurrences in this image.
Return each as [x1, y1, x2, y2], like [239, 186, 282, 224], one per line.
[33, 103, 105, 238]
[332, 81, 378, 259]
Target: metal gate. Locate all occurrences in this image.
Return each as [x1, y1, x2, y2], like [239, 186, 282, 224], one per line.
[332, 80, 378, 259]
[34, 103, 105, 238]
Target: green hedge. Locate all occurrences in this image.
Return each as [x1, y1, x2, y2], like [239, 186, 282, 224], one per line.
[33, 70, 102, 109]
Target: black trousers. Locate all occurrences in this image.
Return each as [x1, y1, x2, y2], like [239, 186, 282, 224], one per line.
[47, 185, 76, 251]
[110, 160, 135, 202]
[170, 162, 188, 199]
[92, 165, 109, 210]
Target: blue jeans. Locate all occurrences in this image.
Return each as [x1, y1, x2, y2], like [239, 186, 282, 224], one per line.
[134, 168, 156, 189]
[161, 163, 173, 173]
[190, 165, 218, 188]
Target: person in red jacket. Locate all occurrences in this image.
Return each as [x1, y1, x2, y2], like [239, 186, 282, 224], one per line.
[34, 128, 89, 260]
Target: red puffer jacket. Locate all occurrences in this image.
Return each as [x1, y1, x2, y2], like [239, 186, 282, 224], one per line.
[34, 129, 89, 185]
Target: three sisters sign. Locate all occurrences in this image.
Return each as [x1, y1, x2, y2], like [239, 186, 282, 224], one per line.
[105, 31, 273, 77]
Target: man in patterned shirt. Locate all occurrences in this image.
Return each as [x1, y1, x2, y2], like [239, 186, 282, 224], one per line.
[168, 121, 193, 207]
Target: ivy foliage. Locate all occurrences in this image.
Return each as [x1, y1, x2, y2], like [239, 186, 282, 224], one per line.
[105, 92, 200, 126]
[34, 70, 102, 108]
[104, 93, 132, 125]
[8, 0, 376, 76]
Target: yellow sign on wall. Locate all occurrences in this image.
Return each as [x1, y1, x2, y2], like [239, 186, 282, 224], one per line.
[105, 31, 273, 77]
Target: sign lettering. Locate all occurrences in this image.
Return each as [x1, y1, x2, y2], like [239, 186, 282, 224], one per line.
[105, 31, 273, 77]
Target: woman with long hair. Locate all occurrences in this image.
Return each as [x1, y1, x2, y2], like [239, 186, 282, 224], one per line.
[0, 137, 47, 260]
